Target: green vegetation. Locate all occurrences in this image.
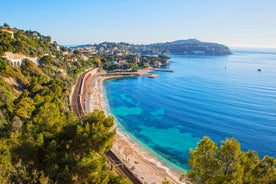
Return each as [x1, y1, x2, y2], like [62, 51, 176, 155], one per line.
[74, 39, 232, 56]
[0, 25, 128, 183]
[144, 39, 232, 55]
[101, 55, 170, 72]
[0, 61, 127, 183]
[187, 136, 276, 184]
[1, 23, 274, 184]
[0, 24, 55, 57]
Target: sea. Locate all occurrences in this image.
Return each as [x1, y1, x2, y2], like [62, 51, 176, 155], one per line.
[103, 48, 276, 172]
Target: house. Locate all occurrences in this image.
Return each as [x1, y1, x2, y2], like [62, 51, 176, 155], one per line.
[118, 59, 127, 64]
[111, 60, 118, 64]
[62, 51, 69, 56]
[1, 28, 14, 39]
[79, 55, 88, 61]
[70, 58, 78, 62]
[134, 55, 140, 63]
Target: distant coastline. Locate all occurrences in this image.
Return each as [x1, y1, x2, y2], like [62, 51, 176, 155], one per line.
[70, 39, 232, 56]
[230, 47, 276, 54]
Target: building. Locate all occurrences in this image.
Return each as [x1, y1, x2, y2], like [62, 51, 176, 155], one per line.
[1, 28, 14, 39]
[2, 52, 39, 67]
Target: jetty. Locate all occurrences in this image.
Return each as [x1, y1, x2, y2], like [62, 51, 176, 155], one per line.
[153, 69, 173, 72]
[102, 72, 159, 78]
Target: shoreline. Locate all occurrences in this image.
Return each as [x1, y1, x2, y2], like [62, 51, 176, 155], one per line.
[83, 70, 188, 184]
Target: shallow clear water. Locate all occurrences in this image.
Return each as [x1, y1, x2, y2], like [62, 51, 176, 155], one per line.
[104, 49, 276, 172]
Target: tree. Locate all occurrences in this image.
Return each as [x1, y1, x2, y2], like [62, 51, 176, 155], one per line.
[241, 151, 260, 183]
[13, 90, 35, 119]
[3, 23, 10, 29]
[39, 55, 54, 66]
[21, 59, 44, 77]
[187, 136, 221, 184]
[73, 49, 81, 55]
[75, 110, 115, 154]
[0, 110, 8, 130]
[162, 178, 170, 184]
[217, 138, 243, 183]
[9, 116, 23, 132]
[45, 36, 51, 43]
[187, 137, 276, 184]
[95, 58, 102, 67]
[253, 156, 276, 184]
[0, 139, 12, 182]
[129, 63, 139, 72]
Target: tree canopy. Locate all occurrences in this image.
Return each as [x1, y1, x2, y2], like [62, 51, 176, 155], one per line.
[187, 136, 276, 184]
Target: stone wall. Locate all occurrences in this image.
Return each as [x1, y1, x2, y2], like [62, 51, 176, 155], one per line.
[2, 52, 39, 67]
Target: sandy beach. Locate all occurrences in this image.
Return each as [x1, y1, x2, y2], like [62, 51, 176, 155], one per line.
[83, 70, 188, 184]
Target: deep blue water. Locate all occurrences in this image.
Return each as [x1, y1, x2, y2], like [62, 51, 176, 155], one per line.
[103, 49, 276, 172]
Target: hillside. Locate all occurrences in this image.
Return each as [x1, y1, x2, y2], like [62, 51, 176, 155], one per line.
[73, 39, 232, 56]
[143, 39, 232, 55]
[0, 25, 128, 183]
[0, 25, 55, 57]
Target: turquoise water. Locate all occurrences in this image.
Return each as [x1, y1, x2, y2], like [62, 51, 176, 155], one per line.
[103, 49, 276, 172]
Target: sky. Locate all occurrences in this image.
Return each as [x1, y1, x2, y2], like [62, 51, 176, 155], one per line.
[1, 0, 276, 48]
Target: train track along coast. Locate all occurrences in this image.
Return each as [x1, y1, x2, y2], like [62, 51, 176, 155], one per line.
[69, 68, 143, 184]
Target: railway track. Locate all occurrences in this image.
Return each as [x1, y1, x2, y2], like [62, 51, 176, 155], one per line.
[70, 68, 142, 184]
[105, 151, 143, 184]
[70, 68, 97, 117]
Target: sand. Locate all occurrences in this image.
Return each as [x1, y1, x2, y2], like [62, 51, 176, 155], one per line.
[83, 70, 189, 184]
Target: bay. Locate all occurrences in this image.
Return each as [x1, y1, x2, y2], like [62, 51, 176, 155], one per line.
[104, 49, 276, 172]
